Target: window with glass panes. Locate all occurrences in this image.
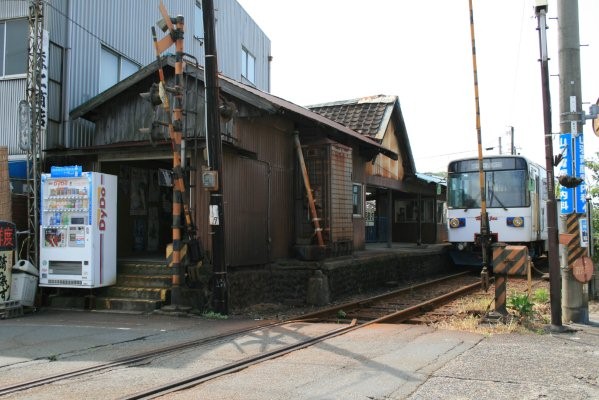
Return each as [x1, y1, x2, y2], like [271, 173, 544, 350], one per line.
[241, 47, 255, 84]
[352, 183, 363, 216]
[0, 19, 28, 78]
[99, 46, 139, 92]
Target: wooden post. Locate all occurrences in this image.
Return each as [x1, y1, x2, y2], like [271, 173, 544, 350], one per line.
[293, 133, 324, 247]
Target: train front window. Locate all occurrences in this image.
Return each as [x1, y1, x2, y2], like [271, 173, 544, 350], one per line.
[448, 173, 481, 208]
[448, 169, 528, 209]
[486, 170, 528, 208]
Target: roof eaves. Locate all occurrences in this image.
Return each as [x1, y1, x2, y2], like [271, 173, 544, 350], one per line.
[219, 76, 398, 160]
[392, 100, 417, 173]
[70, 58, 163, 120]
[68, 56, 397, 161]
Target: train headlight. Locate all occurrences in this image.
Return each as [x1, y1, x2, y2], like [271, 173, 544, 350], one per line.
[507, 217, 524, 227]
[449, 217, 465, 228]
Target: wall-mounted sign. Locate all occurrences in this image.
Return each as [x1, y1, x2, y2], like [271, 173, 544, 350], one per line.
[0, 221, 15, 301]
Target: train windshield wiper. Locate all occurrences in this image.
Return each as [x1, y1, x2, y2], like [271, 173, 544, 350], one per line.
[488, 189, 508, 211]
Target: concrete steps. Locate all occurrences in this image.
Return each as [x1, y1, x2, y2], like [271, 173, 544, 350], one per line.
[93, 297, 165, 313]
[94, 260, 172, 313]
[117, 274, 172, 288]
[45, 260, 173, 313]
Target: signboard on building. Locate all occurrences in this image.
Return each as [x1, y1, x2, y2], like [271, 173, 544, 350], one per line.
[0, 221, 16, 301]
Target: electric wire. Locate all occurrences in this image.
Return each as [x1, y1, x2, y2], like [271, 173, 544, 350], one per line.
[507, 1, 528, 127]
[40, 0, 107, 46]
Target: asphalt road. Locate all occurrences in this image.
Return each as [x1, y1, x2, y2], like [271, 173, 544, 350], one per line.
[0, 306, 598, 399]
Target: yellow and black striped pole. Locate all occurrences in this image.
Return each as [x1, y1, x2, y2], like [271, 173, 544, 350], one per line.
[565, 214, 587, 266]
[151, 2, 189, 306]
[169, 15, 187, 305]
[468, 0, 491, 290]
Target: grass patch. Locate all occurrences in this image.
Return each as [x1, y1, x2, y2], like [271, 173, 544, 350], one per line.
[202, 311, 229, 320]
[432, 279, 552, 335]
[507, 292, 534, 319]
[532, 287, 549, 303]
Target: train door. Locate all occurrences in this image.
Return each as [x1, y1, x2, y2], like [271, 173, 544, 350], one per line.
[530, 166, 541, 240]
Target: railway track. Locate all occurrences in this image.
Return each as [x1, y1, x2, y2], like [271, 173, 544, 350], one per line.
[123, 272, 482, 399]
[0, 321, 282, 397]
[1, 272, 482, 399]
[299, 271, 481, 324]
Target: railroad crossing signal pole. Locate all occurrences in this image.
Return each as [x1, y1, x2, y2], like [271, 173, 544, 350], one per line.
[144, 1, 194, 307]
[467, 0, 491, 291]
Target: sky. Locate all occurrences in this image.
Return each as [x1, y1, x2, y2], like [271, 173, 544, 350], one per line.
[235, 0, 599, 174]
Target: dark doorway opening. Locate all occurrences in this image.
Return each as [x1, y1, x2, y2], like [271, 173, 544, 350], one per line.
[102, 160, 173, 260]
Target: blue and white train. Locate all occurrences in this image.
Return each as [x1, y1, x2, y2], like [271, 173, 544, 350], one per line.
[446, 155, 548, 266]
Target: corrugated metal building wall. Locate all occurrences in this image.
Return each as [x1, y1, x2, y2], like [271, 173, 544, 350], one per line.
[195, 116, 295, 266]
[67, 0, 270, 148]
[0, 80, 26, 154]
[0, 1, 28, 19]
[0, 0, 270, 156]
[1, 0, 68, 154]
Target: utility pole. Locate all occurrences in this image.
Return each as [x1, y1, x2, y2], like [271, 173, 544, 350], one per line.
[508, 126, 515, 155]
[203, 0, 228, 314]
[557, 0, 588, 323]
[534, 0, 562, 329]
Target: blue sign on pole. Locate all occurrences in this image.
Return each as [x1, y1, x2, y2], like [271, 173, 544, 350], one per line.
[559, 133, 574, 214]
[559, 133, 586, 214]
[574, 134, 586, 213]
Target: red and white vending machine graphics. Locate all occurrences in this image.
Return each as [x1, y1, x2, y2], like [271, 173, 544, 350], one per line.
[39, 168, 117, 288]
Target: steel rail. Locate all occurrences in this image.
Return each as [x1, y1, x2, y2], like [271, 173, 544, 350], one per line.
[121, 320, 359, 400]
[1, 273, 479, 397]
[297, 271, 472, 321]
[121, 277, 481, 399]
[370, 280, 482, 324]
[0, 321, 282, 396]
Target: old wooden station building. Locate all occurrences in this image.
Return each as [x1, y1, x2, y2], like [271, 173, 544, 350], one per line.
[44, 56, 445, 310]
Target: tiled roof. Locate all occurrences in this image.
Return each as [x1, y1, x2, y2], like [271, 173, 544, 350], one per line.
[308, 95, 396, 139]
[308, 94, 416, 175]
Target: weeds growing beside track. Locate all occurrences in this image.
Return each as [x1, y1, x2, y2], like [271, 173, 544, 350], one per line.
[432, 277, 552, 335]
[236, 277, 555, 335]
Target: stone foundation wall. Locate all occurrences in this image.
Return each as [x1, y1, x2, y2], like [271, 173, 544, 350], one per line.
[324, 252, 450, 300]
[226, 248, 451, 310]
[227, 267, 312, 310]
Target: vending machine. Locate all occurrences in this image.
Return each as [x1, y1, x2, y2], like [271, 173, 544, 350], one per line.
[39, 167, 117, 288]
